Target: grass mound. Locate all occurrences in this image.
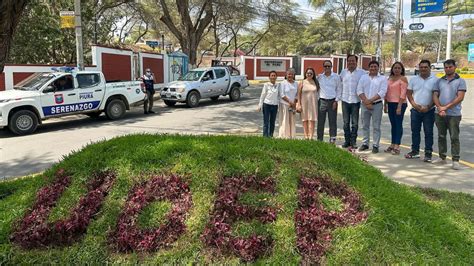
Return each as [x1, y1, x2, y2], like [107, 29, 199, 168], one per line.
[0, 134, 473, 264]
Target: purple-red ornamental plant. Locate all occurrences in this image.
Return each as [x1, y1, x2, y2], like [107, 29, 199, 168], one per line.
[10, 169, 116, 248]
[201, 176, 277, 262]
[109, 174, 192, 253]
[295, 176, 367, 263]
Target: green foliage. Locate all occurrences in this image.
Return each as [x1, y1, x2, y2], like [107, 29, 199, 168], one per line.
[8, 0, 137, 65]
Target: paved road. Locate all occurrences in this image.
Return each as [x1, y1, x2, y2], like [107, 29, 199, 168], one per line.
[1, 78, 473, 194]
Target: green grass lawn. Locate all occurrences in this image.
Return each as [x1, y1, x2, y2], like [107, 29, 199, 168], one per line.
[0, 134, 473, 264]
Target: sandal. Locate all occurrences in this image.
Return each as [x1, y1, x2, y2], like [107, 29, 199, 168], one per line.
[391, 148, 400, 155]
[384, 146, 394, 153]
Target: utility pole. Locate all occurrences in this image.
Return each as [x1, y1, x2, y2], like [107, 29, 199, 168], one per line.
[446, 15, 452, 60]
[376, 12, 382, 64]
[394, 0, 402, 62]
[437, 31, 442, 62]
[74, 0, 84, 70]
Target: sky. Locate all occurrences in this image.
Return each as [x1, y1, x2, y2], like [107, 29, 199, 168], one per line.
[296, 0, 473, 32]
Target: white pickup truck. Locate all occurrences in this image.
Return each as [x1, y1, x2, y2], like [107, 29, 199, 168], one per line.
[0, 70, 145, 135]
[160, 66, 249, 107]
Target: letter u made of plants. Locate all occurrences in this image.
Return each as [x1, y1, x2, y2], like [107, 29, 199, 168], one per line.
[10, 169, 116, 248]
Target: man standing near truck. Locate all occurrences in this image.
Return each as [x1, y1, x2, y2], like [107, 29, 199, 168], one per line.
[142, 68, 155, 114]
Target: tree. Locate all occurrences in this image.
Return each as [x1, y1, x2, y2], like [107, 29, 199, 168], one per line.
[309, 0, 393, 53]
[453, 19, 474, 53]
[158, 0, 214, 66]
[0, 0, 29, 72]
[8, 0, 137, 65]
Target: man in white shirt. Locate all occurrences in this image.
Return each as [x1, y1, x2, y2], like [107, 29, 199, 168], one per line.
[405, 59, 437, 162]
[317, 60, 342, 143]
[357, 61, 387, 153]
[340, 55, 366, 148]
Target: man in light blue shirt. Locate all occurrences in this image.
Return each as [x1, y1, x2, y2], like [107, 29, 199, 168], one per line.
[432, 59, 467, 170]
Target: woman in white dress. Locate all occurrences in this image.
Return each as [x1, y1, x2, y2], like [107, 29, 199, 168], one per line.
[278, 68, 298, 138]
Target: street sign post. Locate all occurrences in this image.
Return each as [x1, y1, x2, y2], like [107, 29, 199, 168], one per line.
[409, 23, 424, 30]
[146, 41, 160, 49]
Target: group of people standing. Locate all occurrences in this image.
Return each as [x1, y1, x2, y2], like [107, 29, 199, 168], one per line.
[258, 55, 467, 170]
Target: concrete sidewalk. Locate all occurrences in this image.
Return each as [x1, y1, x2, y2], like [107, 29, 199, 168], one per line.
[353, 143, 474, 195]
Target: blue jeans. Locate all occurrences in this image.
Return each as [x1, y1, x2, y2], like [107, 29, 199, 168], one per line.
[410, 108, 435, 155]
[342, 101, 360, 145]
[263, 103, 278, 137]
[387, 102, 407, 145]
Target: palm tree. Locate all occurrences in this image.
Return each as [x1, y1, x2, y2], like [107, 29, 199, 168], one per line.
[0, 0, 29, 72]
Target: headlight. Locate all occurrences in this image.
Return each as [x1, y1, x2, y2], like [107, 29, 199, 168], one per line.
[176, 87, 185, 93]
[0, 99, 12, 103]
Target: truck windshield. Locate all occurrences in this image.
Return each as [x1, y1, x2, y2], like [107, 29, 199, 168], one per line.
[181, 71, 204, 81]
[14, 73, 55, 91]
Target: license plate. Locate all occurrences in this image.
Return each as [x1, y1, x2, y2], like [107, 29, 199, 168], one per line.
[166, 93, 171, 98]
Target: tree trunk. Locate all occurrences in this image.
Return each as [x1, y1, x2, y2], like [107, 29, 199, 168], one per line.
[159, 0, 213, 67]
[0, 0, 29, 72]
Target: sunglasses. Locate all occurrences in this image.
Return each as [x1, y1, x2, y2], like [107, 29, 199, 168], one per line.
[323, 65, 332, 68]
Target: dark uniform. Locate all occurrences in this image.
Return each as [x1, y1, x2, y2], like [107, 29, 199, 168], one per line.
[142, 72, 155, 114]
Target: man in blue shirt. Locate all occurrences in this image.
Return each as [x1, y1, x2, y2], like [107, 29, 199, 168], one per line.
[432, 59, 467, 170]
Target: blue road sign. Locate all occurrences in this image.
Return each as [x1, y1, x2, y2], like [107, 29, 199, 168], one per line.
[469, 43, 474, 62]
[413, 0, 445, 14]
[146, 41, 159, 49]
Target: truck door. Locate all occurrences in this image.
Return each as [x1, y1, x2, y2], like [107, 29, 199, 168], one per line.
[75, 73, 104, 112]
[40, 74, 81, 117]
[212, 68, 229, 96]
[201, 70, 216, 97]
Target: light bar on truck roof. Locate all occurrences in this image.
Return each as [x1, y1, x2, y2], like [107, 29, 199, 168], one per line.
[51, 66, 76, 73]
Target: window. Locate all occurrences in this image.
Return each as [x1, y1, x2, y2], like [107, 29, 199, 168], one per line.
[77, 74, 101, 88]
[214, 69, 226, 79]
[203, 71, 214, 80]
[52, 75, 74, 91]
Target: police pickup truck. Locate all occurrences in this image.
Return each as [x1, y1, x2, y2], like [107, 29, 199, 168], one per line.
[160, 66, 248, 107]
[0, 69, 145, 135]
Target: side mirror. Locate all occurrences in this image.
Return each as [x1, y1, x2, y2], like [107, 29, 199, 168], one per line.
[201, 76, 209, 82]
[43, 85, 56, 93]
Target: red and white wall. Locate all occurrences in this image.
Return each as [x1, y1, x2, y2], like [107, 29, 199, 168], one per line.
[92, 45, 134, 82]
[138, 52, 167, 86]
[240, 56, 293, 80]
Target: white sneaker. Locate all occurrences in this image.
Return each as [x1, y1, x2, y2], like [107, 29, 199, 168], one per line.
[432, 158, 448, 164]
[452, 161, 461, 170]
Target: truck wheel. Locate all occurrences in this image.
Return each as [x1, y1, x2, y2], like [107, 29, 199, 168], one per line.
[164, 100, 177, 107]
[210, 96, 219, 101]
[186, 91, 200, 108]
[105, 99, 126, 120]
[87, 111, 101, 118]
[9, 110, 38, 135]
[229, 86, 241, 101]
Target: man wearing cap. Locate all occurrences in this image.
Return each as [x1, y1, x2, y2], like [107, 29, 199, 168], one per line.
[142, 68, 155, 114]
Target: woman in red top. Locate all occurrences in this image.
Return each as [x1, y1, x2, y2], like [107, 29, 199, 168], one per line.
[384, 62, 408, 155]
